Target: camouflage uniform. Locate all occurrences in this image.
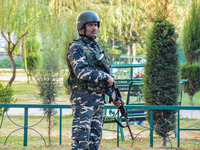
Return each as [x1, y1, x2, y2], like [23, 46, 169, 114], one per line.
[66, 36, 110, 150]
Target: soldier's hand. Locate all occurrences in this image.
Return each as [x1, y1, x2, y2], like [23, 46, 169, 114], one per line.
[107, 75, 115, 87]
[113, 100, 124, 109]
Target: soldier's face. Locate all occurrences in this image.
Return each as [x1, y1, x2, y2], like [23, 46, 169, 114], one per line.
[85, 22, 98, 38]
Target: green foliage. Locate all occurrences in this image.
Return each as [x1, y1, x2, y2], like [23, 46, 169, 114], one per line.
[108, 49, 122, 54]
[0, 0, 49, 86]
[4, 44, 20, 57]
[63, 71, 71, 95]
[181, 63, 200, 79]
[181, 63, 200, 101]
[0, 82, 16, 116]
[23, 36, 42, 81]
[183, 0, 200, 63]
[25, 37, 41, 54]
[26, 53, 41, 71]
[35, 48, 62, 144]
[182, 0, 200, 101]
[35, 50, 61, 106]
[143, 20, 179, 142]
[23, 53, 41, 75]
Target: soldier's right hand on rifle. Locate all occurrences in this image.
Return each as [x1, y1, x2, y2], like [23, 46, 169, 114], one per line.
[113, 100, 123, 109]
[107, 75, 115, 87]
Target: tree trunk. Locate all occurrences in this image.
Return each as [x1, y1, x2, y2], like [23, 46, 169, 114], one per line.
[163, 136, 167, 146]
[127, 44, 131, 64]
[22, 37, 30, 84]
[48, 113, 51, 145]
[132, 41, 137, 62]
[111, 35, 114, 49]
[189, 95, 193, 101]
[125, 39, 128, 52]
[7, 46, 16, 86]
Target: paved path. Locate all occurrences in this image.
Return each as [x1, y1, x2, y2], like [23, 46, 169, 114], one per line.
[7, 108, 72, 116]
[179, 110, 200, 119]
[0, 76, 27, 82]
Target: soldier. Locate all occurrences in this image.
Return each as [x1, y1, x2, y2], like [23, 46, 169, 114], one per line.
[66, 11, 121, 150]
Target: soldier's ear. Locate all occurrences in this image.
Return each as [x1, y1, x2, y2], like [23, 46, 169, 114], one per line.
[79, 29, 84, 35]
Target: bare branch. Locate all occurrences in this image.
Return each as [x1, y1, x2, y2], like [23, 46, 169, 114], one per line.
[1, 31, 9, 43]
[13, 32, 28, 51]
[7, 32, 14, 45]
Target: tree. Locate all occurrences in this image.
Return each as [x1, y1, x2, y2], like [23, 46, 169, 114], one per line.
[181, 0, 200, 102]
[98, 0, 147, 58]
[35, 1, 75, 142]
[35, 49, 61, 144]
[0, 0, 48, 86]
[23, 36, 41, 83]
[143, 0, 179, 146]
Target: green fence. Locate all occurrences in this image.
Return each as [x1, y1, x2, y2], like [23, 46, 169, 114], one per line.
[0, 104, 200, 148]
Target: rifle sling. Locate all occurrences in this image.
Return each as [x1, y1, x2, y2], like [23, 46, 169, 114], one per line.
[114, 110, 128, 128]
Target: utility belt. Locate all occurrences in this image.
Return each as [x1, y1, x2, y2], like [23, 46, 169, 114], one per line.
[71, 78, 107, 93]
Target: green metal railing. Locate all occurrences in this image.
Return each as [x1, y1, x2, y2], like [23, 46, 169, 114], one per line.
[0, 104, 200, 148]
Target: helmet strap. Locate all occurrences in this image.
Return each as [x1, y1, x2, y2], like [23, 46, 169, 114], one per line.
[78, 24, 86, 36]
[83, 24, 87, 36]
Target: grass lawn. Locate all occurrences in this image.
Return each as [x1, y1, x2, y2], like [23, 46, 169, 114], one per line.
[0, 115, 200, 149]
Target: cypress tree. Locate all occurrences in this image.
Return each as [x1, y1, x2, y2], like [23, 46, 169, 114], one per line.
[182, 0, 200, 102]
[143, 20, 179, 146]
[35, 49, 61, 144]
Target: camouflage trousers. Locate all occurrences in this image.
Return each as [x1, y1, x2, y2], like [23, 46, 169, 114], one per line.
[71, 102, 104, 150]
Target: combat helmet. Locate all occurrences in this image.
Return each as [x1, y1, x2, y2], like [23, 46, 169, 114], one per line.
[76, 11, 100, 30]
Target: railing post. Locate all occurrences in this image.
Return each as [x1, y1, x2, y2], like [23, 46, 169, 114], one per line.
[150, 110, 153, 148]
[130, 67, 133, 80]
[117, 112, 119, 147]
[59, 108, 62, 145]
[23, 108, 28, 147]
[177, 109, 180, 147]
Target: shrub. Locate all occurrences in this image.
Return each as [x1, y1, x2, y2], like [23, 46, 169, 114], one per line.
[0, 82, 16, 128]
[108, 49, 122, 54]
[181, 63, 200, 101]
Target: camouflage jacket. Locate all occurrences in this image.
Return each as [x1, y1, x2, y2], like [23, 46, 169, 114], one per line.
[66, 36, 110, 97]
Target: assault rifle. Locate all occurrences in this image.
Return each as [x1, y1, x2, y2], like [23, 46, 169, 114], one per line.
[97, 51, 134, 142]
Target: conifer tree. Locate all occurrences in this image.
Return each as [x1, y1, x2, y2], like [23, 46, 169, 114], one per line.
[35, 48, 61, 144]
[181, 0, 200, 102]
[23, 36, 41, 83]
[143, 19, 179, 147]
